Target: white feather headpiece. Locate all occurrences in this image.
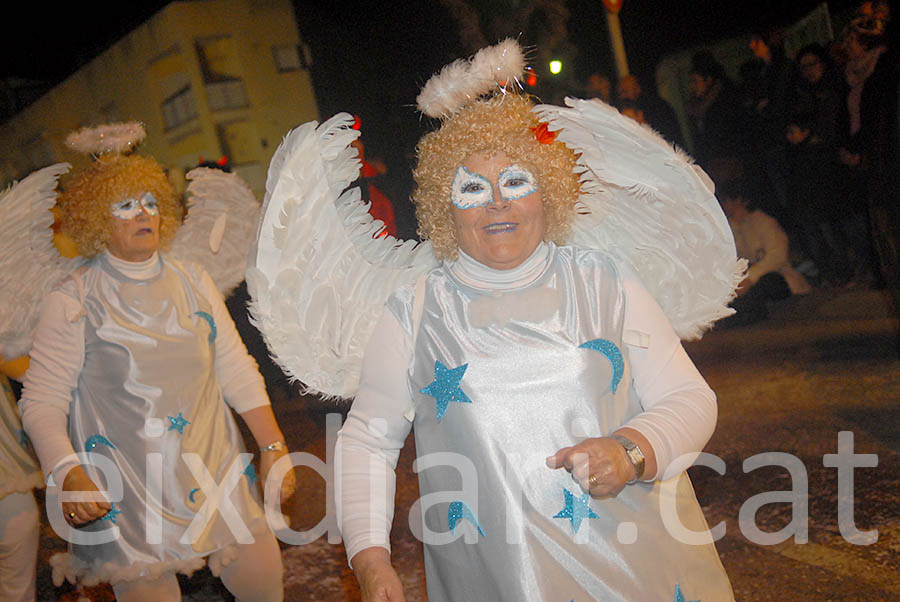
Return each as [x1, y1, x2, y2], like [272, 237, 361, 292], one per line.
[65, 122, 146, 156]
[417, 38, 525, 119]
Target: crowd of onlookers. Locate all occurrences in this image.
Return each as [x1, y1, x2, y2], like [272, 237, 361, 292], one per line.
[585, 1, 897, 325]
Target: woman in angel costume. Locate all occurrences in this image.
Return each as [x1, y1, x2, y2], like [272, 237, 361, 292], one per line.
[249, 41, 740, 601]
[8, 124, 293, 601]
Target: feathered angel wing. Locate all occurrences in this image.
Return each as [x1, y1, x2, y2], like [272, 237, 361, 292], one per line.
[0, 163, 77, 358]
[169, 167, 261, 298]
[535, 98, 745, 340]
[246, 113, 437, 400]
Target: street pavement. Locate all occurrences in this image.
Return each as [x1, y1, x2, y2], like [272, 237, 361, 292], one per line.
[38, 288, 899, 601]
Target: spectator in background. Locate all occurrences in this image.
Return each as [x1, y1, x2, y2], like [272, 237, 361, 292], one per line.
[785, 110, 851, 286]
[351, 120, 398, 238]
[749, 30, 793, 203]
[718, 184, 810, 328]
[616, 74, 684, 147]
[584, 72, 613, 104]
[835, 1, 892, 287]
[686, 51, 744, 170]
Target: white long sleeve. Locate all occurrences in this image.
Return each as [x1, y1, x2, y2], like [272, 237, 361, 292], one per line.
[337, 265, 718, 558]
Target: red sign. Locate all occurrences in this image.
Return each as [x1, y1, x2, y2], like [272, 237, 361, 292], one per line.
[602, 0, 623, 13]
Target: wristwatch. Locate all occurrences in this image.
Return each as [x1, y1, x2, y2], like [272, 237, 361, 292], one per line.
[262, 440, 287, 452]
[611, 434, 645, 484]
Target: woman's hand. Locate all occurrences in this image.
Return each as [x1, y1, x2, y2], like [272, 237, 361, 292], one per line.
[352, 548, 406, 602]
[61, 464, 111, 526]
[259, 445, 296, 504]
[546, 437, 634, 498]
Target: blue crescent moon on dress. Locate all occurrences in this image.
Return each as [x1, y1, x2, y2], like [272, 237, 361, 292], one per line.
[578, 338, 624, 393]
[674, 584, 700, 602]
[194, 311, 217, 343]
[448, 501, 486, 536]
[85, 434, 116, 452]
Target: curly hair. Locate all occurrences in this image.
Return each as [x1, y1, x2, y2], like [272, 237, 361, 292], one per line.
[59, 154, 180, 257]
[412, 94, 580, 260]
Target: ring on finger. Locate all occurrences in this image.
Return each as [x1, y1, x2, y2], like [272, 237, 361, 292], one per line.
[588, 473, 601, 489]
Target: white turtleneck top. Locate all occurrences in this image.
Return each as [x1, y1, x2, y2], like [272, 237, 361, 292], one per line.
[337, 242, 718, 563]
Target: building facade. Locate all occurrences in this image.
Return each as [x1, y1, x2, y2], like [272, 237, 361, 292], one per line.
[0, 0, 319, 197]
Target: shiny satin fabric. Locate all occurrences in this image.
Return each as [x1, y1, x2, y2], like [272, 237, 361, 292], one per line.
[388, 245, 733, 601]
[60, 255, 266, 582]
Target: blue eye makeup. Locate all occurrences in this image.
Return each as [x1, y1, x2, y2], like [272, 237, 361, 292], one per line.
[451, 166, 493, 209]
[110, 192, 159, 220]
[498, 164, 538, 201]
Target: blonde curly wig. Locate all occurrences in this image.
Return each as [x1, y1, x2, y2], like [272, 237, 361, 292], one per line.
[412, 94, 580, 260]
[59, 154, 180, 257]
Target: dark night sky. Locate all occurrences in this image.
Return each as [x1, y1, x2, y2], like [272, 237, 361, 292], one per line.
[0, 0, 863, 232]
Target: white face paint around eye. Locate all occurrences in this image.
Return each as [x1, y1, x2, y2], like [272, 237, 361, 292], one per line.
[498, 164, 538, 202]
[451, 165, 493, 209]
[110, 192, 159, 220]
[139, 192, 159, 216]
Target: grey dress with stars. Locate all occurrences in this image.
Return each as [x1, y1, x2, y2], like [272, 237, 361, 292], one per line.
[53, 255, 267, 584]
[386, 245, 733, 602]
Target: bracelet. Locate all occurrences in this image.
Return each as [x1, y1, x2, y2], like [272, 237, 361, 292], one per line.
[611, 434, 645, 485]
[262, 440, 286, 452]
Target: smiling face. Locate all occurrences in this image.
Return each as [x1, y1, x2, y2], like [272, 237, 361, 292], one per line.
[451, 150, 546, 270]
[106, 192, 161, 262]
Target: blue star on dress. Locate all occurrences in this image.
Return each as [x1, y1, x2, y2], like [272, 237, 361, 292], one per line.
[553, 487, 599, 533]
[448, 501, 486, 536]
[100, 502, 121, 524]
[243, 461, 257, 486]
[674, 584, 699, 602]
[168, 412, 190, 434]
[420, 360, 471, 422]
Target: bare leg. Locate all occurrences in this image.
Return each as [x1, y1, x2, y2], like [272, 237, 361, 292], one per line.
[112, 572, 181, 602]
[0, 491, 40, 602]
[219, 529, 284, 602]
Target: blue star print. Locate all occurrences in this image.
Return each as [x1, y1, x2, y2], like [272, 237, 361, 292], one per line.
[579, 339, 624, 393]
[100, 502, 121, 524]
[243, 461, 257, 486]
[168, 412, 190, 434]
[553, 488, 599, 533]
[674, 584, 699, 602]
[420, 360, 471, 422]
[85, 434, 116, 452]
[194, 311, 217, 343]
[448, 501, 486, 536]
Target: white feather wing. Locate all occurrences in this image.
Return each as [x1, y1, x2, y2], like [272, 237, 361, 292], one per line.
[0, 163, 77, 358]
[169, 167, 260, 298]
[535, 98, 745, 340]
[247, 113, 437, 400]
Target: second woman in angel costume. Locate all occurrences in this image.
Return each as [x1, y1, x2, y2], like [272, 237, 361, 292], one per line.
[17, 125, 293, 602]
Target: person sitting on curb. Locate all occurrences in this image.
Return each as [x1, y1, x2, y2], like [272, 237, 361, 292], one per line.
[719, 184, 810, 328]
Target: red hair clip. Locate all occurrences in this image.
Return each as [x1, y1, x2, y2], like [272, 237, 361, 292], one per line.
[530, 122, 557, 145]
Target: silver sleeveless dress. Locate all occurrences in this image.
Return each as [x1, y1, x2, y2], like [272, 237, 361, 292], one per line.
[54, 255, 267, 584]
[386, 245, 733, 602]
